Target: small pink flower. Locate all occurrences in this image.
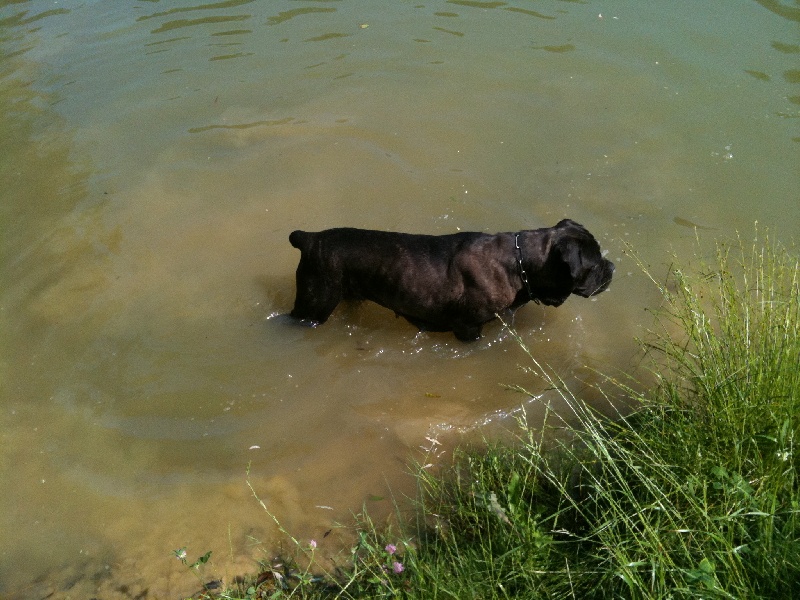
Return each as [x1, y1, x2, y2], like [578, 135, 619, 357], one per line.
[392, 561, 404, 574]
[309, 540, 317, 549]
[385, 544, 397, 555]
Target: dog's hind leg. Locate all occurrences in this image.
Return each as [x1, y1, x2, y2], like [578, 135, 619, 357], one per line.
[291, 288, 340, 324]
[290, 262, 341, 324]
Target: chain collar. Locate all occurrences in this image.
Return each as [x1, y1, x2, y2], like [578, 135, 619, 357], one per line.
[515, 233, 539, 304]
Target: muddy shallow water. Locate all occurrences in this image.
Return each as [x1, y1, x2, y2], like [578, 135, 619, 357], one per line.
[1, 1, 798, 597]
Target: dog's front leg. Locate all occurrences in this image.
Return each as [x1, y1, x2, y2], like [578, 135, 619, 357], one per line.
[453, 322, 483, 342]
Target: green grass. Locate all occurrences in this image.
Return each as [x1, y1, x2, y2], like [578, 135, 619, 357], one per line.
[191, 231, 799, 599]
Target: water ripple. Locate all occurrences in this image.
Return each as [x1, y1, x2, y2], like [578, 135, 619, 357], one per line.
[150, 14, 251, 34]
[267, 7, 337, 26]
[188, 116, 294, 133]
[136, 0, 257, 22]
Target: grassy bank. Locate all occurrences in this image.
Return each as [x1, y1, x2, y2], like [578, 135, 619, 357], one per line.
[193, 232, 799, 599]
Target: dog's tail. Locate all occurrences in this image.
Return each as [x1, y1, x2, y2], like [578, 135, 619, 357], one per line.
[289, 230, 311, 252]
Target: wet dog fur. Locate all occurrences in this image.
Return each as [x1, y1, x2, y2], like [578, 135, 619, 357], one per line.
[288, 219, 614, 341]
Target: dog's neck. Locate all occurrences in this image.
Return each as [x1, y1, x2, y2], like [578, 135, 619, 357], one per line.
[514, 233, 539, 304]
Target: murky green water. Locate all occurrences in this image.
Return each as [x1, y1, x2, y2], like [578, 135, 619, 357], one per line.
[1, 0, 798, 597]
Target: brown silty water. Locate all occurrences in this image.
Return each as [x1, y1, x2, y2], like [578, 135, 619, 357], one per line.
[1, 1, 798, 597]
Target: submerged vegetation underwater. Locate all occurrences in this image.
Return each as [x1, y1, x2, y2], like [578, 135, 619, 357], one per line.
[182, 231, 799, 599]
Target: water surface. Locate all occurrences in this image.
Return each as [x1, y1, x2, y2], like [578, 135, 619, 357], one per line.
[1, 1, 798, 597]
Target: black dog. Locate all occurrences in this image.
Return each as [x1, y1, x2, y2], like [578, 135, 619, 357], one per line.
[289, 219, 614, 341]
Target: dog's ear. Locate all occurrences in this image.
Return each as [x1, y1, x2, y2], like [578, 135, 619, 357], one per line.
[551, 235, 584, 287]
[554, 218, 585, 231]
[553, 233, 611, 298]
[530, 234, 579, 306]
[551, 229, 601, 285]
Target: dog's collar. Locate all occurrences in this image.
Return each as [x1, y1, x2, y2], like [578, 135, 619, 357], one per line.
[514, 233, 538, 304]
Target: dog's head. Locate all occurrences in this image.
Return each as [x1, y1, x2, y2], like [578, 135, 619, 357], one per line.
[528, 219, 615, 306]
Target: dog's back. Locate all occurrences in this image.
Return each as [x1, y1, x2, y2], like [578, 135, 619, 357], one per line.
[290, 227, 481, 258]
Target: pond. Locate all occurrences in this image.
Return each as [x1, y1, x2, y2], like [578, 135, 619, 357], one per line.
[1, 1, 798, 597]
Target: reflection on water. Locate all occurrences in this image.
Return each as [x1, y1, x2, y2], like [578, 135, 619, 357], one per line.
[1, 0, 799, 597]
